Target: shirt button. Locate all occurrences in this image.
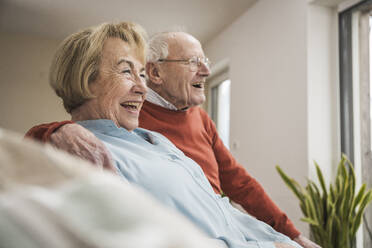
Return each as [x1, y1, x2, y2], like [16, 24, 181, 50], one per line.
[168, 154, 178, 161]
[194, 172, 202, 179]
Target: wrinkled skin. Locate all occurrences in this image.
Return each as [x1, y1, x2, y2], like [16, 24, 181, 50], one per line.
[274, 243, 299, 248]
[293, 235, 321, 248]
[51, 38, 147, 174]
[50, 124, 118, 174]
[149, 32, 210, 110]
[71, 37, 147, 131]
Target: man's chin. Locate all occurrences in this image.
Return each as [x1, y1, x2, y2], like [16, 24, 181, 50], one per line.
[190, 97, 206, 107]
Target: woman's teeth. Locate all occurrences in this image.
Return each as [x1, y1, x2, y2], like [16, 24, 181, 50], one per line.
[121, 102, 140, 109]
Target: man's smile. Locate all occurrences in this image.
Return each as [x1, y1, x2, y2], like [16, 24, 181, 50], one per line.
[192, 82, 204, 89]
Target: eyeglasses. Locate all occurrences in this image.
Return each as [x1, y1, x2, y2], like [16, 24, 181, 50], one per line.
[158, 56, 211, 72]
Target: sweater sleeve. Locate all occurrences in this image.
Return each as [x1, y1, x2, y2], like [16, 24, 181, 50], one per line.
[206, 117, 300, 239]
[25, 121, 74, 142]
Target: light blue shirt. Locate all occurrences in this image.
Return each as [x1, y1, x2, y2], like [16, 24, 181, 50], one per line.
[78, 120, 302, 248]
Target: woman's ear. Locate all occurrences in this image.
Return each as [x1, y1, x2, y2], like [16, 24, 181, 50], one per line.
[146, 62, 162, 85]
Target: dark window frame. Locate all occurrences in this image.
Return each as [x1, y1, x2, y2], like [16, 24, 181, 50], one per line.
[339, 0, 372, 162]
[339, 1, 372, 246]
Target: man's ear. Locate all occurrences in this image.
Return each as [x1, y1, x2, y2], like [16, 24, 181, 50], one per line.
[146, 62, 163, 85]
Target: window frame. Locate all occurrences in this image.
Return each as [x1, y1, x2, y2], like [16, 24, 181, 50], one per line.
[339, 1, 372, 247]
[207, 68, 229, 124]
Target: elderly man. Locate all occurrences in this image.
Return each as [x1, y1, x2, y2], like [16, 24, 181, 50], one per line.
[26, 31, 319, 248]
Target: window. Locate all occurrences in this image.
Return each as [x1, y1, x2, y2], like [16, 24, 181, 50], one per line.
[339, 1, 372, 247]
[207, 69, 231, 148]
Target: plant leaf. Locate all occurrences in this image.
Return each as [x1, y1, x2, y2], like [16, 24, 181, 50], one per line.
[276, 166, 305, 202]
[301, 217, 319, 226]
[315, 161, 327, 196]
[351, 190, 372, 236]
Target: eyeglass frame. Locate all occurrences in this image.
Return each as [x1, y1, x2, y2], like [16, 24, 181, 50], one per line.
[157, 56, 211, 71]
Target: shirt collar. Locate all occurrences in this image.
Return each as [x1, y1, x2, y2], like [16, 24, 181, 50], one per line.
[77, 119, 156, 144]
[146, 88, 179, 111]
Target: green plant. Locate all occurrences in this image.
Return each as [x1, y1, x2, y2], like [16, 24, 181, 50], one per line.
[276, 155, 372, 248]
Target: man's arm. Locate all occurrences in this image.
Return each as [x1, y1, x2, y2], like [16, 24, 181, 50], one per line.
[275, 244, 301, 248]
[293, 235, 320, 248]
[25, 122, 117, 174]
[209, 124, 319, 247]
[206, 118, 298, 237]
[25, 121, 74, 142]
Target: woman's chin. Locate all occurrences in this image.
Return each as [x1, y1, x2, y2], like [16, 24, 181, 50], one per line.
[118, 119, 138, 132]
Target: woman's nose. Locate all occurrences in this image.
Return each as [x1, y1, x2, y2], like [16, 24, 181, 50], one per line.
[133, 75, 148, 95]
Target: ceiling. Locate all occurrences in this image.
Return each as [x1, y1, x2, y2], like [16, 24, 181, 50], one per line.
[0, 0, 257, 44]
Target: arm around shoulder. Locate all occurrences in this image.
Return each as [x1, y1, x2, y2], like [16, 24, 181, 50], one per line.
[25, 120, 74, 142]
[26, 121, 118, 175]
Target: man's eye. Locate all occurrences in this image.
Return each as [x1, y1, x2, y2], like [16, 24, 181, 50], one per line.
[189, 58, 198, 65]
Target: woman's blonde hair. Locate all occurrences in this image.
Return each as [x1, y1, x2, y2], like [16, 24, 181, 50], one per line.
[50, 22, 147, 113]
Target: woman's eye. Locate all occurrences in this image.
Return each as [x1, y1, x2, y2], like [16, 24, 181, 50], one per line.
[122, 69, 132, 74]
[140, 73, 146, 78]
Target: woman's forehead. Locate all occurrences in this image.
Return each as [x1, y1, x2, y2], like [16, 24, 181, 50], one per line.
[102, 38, 131, 57]
[101, 38, 144, 68]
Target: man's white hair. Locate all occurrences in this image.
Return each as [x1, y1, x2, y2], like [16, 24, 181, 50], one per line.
[146, 32, 170, 62]
[146, 27, 188, 63]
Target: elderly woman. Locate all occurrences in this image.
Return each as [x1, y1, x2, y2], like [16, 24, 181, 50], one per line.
[46, 22, 302, 248]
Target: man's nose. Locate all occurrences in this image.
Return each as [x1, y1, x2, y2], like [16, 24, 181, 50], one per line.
[198, 62, 210, 77]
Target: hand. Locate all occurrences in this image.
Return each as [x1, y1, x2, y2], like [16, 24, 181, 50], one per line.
[275, 243, 297, 248]
[50, 123, 118, 174]
[293, 234, 321, 248]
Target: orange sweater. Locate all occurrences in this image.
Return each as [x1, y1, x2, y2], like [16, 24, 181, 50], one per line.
[25, 100, 300, 239]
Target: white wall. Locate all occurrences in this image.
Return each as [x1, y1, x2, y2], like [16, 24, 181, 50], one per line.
[0, 32, 69, 134]
[307, 4, 341, 185]
[204, 0, 341, 235]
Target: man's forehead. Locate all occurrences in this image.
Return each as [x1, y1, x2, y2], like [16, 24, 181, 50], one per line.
[167, 32, 204, 57]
